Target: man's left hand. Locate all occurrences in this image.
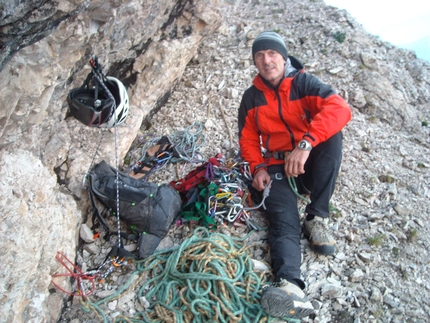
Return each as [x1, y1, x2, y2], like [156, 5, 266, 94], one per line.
[284, 148, 310, 177]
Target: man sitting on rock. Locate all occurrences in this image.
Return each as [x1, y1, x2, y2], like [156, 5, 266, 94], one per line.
[238, 31, 352, 319]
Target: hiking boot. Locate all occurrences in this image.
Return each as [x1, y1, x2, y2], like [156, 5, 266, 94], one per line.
[260, 279, 316, 318]
[303, 216, 337, 255]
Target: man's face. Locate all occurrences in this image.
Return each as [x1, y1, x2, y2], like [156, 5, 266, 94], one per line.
[254, 49, 286, 87]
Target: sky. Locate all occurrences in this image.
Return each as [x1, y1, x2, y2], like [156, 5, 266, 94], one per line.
[324, 0, 430, 62]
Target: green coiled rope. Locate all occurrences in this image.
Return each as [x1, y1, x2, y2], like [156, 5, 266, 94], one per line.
[80, 227, 300, 323]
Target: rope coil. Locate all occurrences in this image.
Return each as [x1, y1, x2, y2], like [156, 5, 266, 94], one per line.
[79, 227, 301, 323]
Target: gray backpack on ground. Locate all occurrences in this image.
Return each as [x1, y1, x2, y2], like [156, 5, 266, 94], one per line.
[88, 160, 182, 259]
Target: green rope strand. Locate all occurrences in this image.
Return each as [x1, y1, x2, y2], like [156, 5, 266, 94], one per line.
[288, 176, 311, 204]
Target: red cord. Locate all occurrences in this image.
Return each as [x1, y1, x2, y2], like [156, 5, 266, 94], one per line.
[51, 251, 97, 298]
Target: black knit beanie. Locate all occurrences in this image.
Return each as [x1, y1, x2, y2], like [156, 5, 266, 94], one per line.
[252, 31, 288, 62]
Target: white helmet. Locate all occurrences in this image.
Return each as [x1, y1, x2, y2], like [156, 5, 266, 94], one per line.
[104, 76, 129, 127]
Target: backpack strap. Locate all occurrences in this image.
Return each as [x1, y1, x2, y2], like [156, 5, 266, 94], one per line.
[88, 183, 111, 238]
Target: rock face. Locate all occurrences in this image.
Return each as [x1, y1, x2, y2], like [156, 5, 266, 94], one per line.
[1, 0, 430, 322]
[0, 0, 87, 72]
[0, 0, 221, 322]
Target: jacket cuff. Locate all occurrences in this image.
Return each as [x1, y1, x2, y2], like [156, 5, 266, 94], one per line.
[303, 132, 315, 142]
[253, 163, 267, 176]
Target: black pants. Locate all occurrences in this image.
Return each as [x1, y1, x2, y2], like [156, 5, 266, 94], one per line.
[264, 132, 343, 289]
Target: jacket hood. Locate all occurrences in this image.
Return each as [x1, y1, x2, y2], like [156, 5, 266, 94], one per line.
[285, 56, 304, 77]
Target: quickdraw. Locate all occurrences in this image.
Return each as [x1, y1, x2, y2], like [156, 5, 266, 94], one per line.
[173, 155, 268, 231]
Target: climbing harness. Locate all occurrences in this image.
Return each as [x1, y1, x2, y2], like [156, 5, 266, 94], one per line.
[129, 135, 177, 179]
[129, 122, 206, 180]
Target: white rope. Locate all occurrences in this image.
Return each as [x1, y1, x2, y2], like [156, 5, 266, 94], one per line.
[89, 59, 122, 252]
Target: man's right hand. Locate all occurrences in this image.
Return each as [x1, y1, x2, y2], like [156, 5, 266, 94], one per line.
[252, 169, 271, 191]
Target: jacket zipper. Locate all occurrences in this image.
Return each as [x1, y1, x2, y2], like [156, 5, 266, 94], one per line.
[275, 88, 296, 149]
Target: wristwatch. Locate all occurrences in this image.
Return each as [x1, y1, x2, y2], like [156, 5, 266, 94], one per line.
[298, 139, 312, 151]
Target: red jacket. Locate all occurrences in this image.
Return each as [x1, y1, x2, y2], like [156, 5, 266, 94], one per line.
[238, 57, 352, 175]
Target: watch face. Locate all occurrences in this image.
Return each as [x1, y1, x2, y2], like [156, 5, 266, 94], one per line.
[298, 140, 311, 150]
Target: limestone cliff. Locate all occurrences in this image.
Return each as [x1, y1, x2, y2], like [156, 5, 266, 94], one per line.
[0, 0, 220, 321]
